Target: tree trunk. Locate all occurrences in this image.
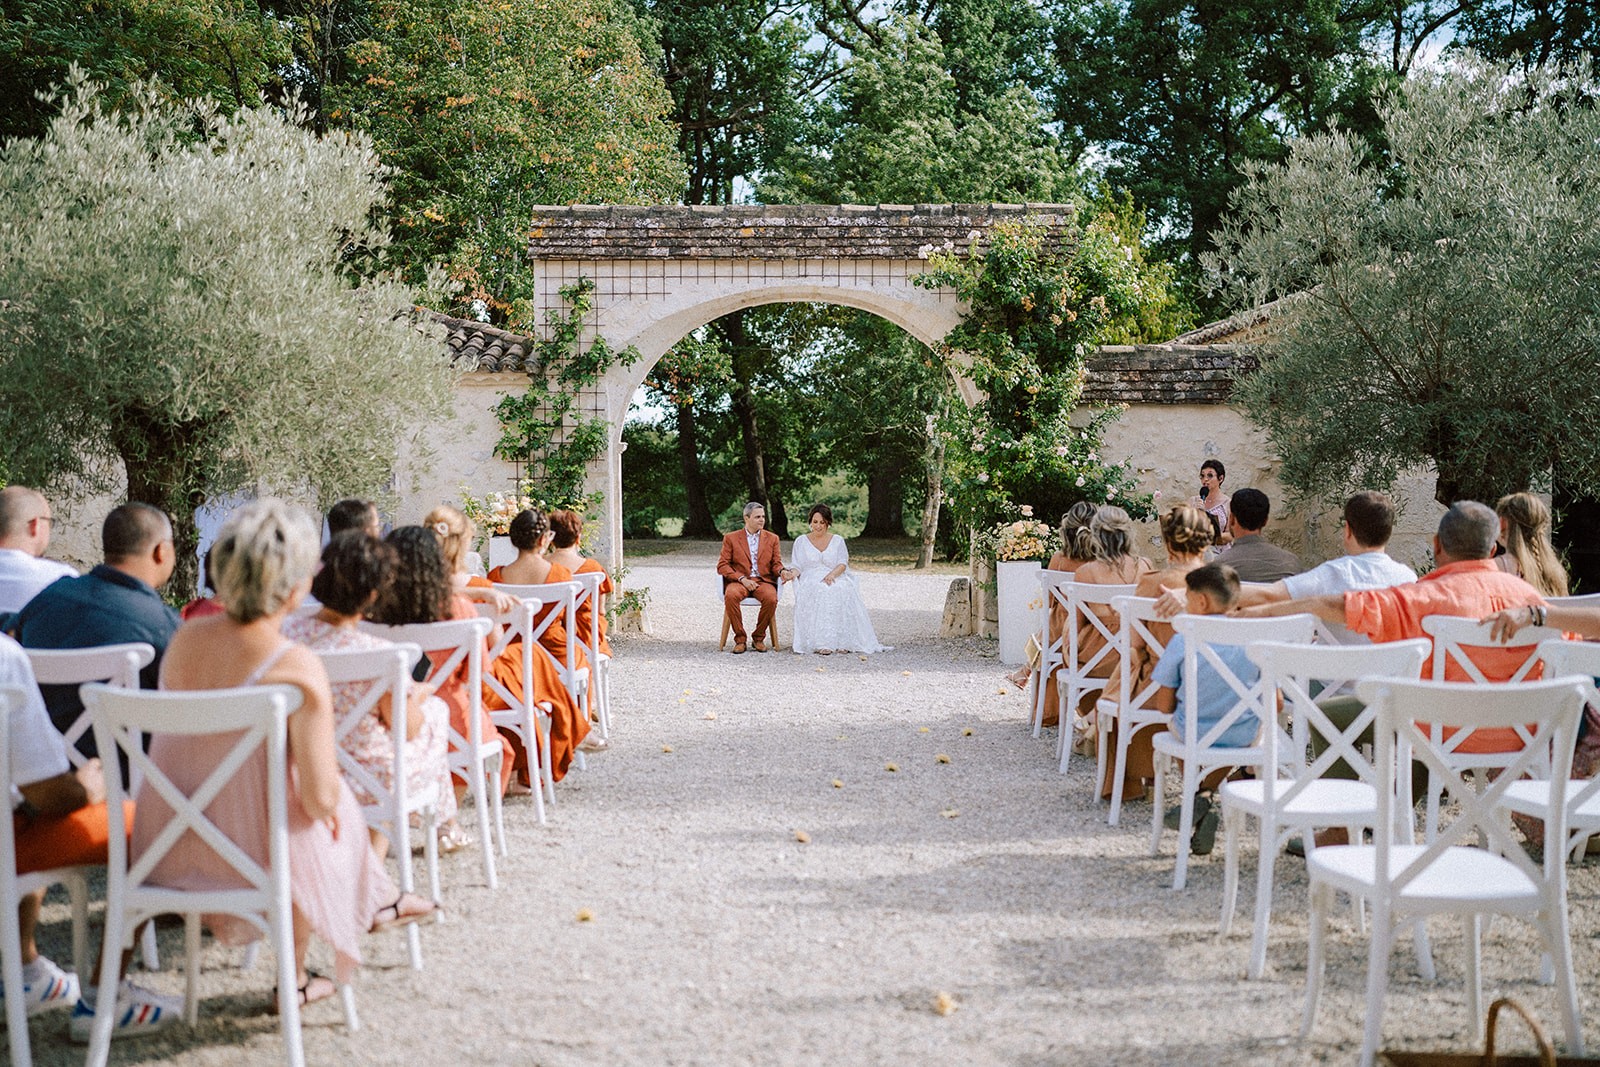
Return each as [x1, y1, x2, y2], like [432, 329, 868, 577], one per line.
[722, 310, 770, 514]
[862, 465, 906, 538]
[116, 412, 206, 604]
[675, 398, 718, 537]
[764, 449, 789, 540]
[916, 425, 945, 569]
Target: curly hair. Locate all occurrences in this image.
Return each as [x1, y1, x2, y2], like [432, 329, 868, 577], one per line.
[1088, 505, 1137, 562]
[1497, 492, 1569, 597]
[547, 509, 582, 549]
[1160, 505, 1214, 557]
[312, 531, 398, 616]
[1058, 501, 1097, 562]
[371, 526, 453, 624]
[509, 508, 550, 551]
[422, 505, 475, 574]
[211, 499, 319, 624]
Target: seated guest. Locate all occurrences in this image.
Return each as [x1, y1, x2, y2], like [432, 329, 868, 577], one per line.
[371, 526, 514, 796]
[180, 544, 226, 620]
[1163, 491, 1416, 641]
[1243, 500, 1545, 816]
[327, 498, 382, 541]
[1098, 504, 1213, 800]
[1008, 502, 1096, 694]
[1152, 563, 1254, 854]
[282, 532, 463, 853]
[137, 500, 434, 1015]
[1494, 492, 1569, 597]
[0, 487, 76, 617]
[0, 634, 154, 1027]
[485, 509, 601, 764]
[14, 504, 179, 759]
[546, 509, 613, 659]
[1061, 506, 1152, 745]
[1218, 488, 1301, 582]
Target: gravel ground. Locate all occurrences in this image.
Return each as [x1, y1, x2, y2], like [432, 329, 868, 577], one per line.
[22, 540, 1600, 1065]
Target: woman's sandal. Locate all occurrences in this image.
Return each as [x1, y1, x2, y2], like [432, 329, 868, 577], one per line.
[437, 821, 475, 854]
[370, 891, 439, 933]
[271, 971, 336, 1013]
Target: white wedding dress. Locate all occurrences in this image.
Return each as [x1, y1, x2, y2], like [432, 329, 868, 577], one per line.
[790, 534, 889, 654]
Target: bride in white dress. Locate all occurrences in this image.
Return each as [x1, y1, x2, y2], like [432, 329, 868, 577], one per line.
[786, 504, 889, 655]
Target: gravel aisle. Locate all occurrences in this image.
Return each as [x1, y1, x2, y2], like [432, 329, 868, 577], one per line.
[26, 540, 1600, 1065]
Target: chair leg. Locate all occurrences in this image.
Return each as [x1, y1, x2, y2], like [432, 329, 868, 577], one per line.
[1359, 917, 1396, 1067]
[1248, 817, 1277, 980]
[68, 870, 90, 981]
[423, 805, 443, 914]
[1109, 721, 1133, 827]
[1093, 707, 1110, 805]
[275, 922, 305, 1067]
[719, 611, 731, 650]
[489, 755, 508, 858]
[1463, 914, 1482, 1044]
[86, 902, 126, 1067]
[1544, 892, 1585, 1054]
[770, 617, 780, 651]
[467, 755, 497, 890]
[1028, 665, 1045, 738]
[184, 914, 201, 1026]
[339, 982, 361, 1033]
[524, 710, 548, 826]
[1219, 804, 1243, 937]
[4, 885, 34, 1067]
[241, 941, 261, 970]
[1149, 754, 1167, 856]
[139, 918, 160, 971]
[1411, 918, 1436, 981]
[1172, 765, 1197, 890]
[1301, 881, 1332, 1038]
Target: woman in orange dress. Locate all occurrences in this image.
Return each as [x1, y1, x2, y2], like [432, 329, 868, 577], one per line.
[477, 508, 596, 779]
[1023, 501, 1097, 723]
[370, 524, 514, 800]
[1098, 504, 1213, 799]
[546, 509, 613, 659]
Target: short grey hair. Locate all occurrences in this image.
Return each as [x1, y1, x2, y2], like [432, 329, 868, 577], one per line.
[213, 499, 320, 623]
[0, 486, 47, 538]
[742, 501, 765, 518]
[1436, 500, 1498, 561]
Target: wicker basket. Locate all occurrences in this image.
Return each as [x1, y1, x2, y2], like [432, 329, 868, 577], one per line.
[1382, 999, 1599, 1066]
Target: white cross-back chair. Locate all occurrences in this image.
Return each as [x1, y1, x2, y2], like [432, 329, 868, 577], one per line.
[24, 644, 155, 771]
[1496, 640, 1600, 865]
[472, 597, 552, 820]
[494, 583, 592, 785]
[1150, 613, 1318, 889]
[81, 682, 359, 1067]
[1418, 615, 1564, 841]
[1218, 638, 1431, 979]
[0, 684, 90, 1067]
[1302, 675, 1588, 1067]
[1099, 596, 1171, 825]
[716, 575, 784, 651]
[1028, 570, 1076, 738]
[571, 570, 612, 740]
[316, 645, 437, 970]
[1058, 582, 1138, 773]
[360, 617, 500, 889]
[1545, 592, 1600, 609]
[26, 644, 160, 972]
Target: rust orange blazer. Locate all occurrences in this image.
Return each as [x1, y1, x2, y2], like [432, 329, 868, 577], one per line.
[717, 529, 783, 589]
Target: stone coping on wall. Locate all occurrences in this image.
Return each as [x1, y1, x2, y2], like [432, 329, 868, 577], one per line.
[434, 306, 1257, 404]
[525, 204, 1079, 261]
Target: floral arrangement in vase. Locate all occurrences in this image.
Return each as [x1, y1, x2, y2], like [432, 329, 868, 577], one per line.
[977, 504, 1055, 564]
[460, 488, 535, 538]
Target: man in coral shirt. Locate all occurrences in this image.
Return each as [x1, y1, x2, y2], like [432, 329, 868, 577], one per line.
[717, 502, 787, 654]
[1241, 499, 1544, 765]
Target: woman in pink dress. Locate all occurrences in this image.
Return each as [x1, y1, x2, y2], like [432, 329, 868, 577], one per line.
[134, 500, 435, 1008]
[281, 531, 460, 852]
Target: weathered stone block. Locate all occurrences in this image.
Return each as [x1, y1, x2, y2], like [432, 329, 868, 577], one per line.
[941, 579, 972, 637]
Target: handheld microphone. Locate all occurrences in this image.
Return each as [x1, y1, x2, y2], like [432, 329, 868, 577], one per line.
[1199, 485, 1209, 501]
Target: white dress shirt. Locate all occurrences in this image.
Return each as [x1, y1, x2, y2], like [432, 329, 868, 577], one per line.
[0, 548, 77, 615]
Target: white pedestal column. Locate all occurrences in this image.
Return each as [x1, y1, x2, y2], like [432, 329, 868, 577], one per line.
[996, 560, 1043, 665]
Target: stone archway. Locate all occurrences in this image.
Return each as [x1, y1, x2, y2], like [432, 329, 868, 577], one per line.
[522, 204, 1075, 568]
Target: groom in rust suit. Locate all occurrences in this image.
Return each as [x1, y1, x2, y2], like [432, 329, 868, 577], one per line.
[718, 501, 788, 653]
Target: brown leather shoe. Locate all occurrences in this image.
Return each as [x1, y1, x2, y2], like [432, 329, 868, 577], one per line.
[731, 641, 747, 654]
[751, 638, 768, 653]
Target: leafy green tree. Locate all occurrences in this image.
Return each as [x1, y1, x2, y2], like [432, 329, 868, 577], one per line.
[1211, 56, 1600, 506]
[1458, 0, 1598, 69]
[0, 0, 287, 141]
[0, 77, 454, 598]
[641, 333, 734, 536]
[334, 0, 686, 327]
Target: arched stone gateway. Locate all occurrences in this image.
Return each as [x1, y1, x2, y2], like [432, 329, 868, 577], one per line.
[515, 204, 1076, 569]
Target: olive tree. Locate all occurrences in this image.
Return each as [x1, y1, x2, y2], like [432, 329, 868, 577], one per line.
[0, 75, 456, 598]
[1209, 56, 1600, 506]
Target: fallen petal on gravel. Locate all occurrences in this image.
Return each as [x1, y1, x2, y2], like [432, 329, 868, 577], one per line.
[936, 754, 951, 764]
[933, 992, 957, 1016]
[793, 830, 810, 843]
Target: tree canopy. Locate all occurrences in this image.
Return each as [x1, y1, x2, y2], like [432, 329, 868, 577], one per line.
[0, 77, 454, 596]
[1211, 56, 1600, 507]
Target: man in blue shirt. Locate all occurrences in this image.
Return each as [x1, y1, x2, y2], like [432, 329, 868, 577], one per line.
[13, 503, 180, 759]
